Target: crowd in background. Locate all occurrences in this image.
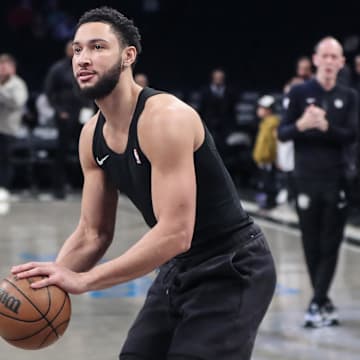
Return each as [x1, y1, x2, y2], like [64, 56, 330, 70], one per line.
[0, 1, 360, 218]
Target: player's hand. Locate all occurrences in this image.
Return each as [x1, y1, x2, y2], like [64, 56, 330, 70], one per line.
[296, 105, 326, 131]
[11, 262, 88, 294]
[315, 117, 329, 132]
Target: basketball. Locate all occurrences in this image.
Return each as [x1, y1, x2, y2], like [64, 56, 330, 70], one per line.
[0, 274, 71, 350]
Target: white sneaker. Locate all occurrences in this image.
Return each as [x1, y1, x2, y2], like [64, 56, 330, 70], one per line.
[321, 300, 339, 326]
[276, 189, 288, 204]
[304, 302, 323, 328]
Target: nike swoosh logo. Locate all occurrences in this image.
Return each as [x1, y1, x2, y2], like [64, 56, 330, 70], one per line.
[96, 154, 110, 166]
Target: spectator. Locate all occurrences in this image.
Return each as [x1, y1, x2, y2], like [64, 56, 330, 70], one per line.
[0, 53, 29, 200]
[253, 95, 280, 209]
[351, 54, 360, 95]
[198, 68, 236, 156]
[134, 72, 149, 87]
[278, 36, 358, 328]
[284, 56, 313, 94]
[44, 40, 93, 199]
[278, 56, 313, 205]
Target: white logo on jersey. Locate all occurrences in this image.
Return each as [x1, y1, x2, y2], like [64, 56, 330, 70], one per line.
[96, 154, 110, 166]
[306, 97, 315, 104]
[133, 148, 141, 164]
[297, 193, 310, 210]
[283, 97, 290, 109]
[334, 99, 343, 108]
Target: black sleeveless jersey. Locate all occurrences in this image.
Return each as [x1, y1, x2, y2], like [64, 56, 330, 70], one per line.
[92, 87, 252, 249]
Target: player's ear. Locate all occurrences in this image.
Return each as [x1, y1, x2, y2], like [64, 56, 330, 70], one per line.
[122, 46, 137, 67]
[312, 53, 319, 68]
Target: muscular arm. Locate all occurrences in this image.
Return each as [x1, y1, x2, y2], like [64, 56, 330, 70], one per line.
[56, 116, 118, 272]
[82, 98, 201, 290]
[12, 98, 203, 293]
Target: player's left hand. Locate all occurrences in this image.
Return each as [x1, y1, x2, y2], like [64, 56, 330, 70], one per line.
[11, 262, 88, 294]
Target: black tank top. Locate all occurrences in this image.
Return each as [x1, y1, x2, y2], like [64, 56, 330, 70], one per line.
[93, 87, 252, 250]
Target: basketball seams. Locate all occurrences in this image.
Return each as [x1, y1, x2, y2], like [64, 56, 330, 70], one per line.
[2, 295, 70, 348]
[39, 319, 70, 347]
[50, 292, 70, 330]
[34, 293, 71, 348]
[3, 321, 54, 342]
[0, 310, 44, 323]
[26, 277, 52, 317]
[2, 279, 45, 322]
[4, 278, 60, 341]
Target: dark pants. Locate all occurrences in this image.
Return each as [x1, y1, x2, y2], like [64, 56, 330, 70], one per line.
[120, 224, 276, 360]
[295, 178, 348, 305]
[257, 165, 278, 208]
[53, 115, 82, 194]
[0, 133, 14, 189]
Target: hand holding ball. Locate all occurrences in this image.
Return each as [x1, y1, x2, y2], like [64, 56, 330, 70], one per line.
[0, 274, 71, 349]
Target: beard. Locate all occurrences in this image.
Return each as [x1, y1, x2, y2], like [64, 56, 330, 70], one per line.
[77, 58, 123, 100]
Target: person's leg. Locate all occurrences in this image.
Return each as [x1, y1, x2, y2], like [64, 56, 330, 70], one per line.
[295, 180, 325, 327]
[314, 181, 347, 305]
[295, 180, 322, 290]
[53, 116, 71, 198]
[168, 228, 276, 360]
[0, 134, 13, 190]
[119, 264, 178, 360]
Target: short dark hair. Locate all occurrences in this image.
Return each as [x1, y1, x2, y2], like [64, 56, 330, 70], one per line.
[76, 7, 142, 57]
[0, 53, 16, 67]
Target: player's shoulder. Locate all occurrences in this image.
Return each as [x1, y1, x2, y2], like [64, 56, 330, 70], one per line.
[336, 83, 358, 99]
[139, 92, 201, 152]
[288, 80, 311, 97]
[144, 92, 199, 125]
[79, 111, 100, 145]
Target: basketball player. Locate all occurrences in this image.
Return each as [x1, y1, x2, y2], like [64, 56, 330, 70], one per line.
[12, 7, 276, 359]
[278, 37, 358, 328]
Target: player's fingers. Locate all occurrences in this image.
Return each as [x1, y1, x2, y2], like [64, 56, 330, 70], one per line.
[30, 277, 52, 289]
[11, 262, 39, 274]
[11, 262, 52, 274]
[13, 265, 52, 280]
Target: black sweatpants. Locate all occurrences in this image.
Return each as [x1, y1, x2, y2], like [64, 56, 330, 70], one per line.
[53, 114, 82, 193]
[120, 224, 276, 360]
[295, 178, 348, 305]
[0, 133, 14, 189]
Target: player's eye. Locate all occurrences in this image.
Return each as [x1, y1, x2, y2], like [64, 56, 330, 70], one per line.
[94, 44, 103, 50]
[73, 47, 81, 54]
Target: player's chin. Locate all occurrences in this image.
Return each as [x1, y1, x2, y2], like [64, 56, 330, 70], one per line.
[78, 80, 95, 88]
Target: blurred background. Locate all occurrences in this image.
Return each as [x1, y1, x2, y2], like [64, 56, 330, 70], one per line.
[3, 0, 360, 91]
[1, 0, 359, 216]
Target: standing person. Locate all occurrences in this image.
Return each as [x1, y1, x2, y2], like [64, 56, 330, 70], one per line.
[283, 56, 314, 94]
[11, 7, 276, 359]
[0, 53, 29, 200]
[253, 95, 280, 209]
[278, 36, 358, 328]
[198, 68, 236, 156]
[44, 40, 93, 199]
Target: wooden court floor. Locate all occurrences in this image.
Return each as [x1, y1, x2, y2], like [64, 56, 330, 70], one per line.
[0, 195, 359, 359]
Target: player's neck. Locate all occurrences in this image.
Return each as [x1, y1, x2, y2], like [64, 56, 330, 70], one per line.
[316, 73, 336, 91]
[96, 78, 142, 131]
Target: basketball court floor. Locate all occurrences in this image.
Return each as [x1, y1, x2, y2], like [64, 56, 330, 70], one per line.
[0, 194, 359, 359]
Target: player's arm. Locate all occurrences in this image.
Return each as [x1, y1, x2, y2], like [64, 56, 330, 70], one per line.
[12, 101, 201, 293]
[55, 115, 118, 272]
[325, 90, 358, 144]
[80, 99, 200, 290]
